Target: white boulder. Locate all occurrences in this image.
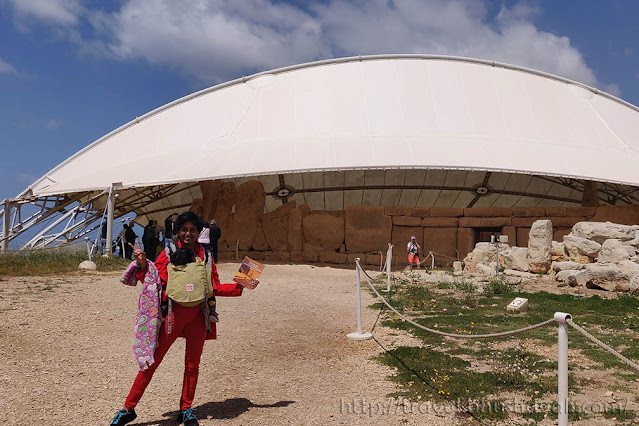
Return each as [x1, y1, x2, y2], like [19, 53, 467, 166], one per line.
[78, 260, 97, 271]
[571, 221, 635, 244]
[596, 239, 636, 264]
[503, 247, 529, 272]
[563, 235, 601, 261]
[584, 263, 632, 291]
[551, 261, 586, 273]
[527, 220, 553, 273]
[567, 271, 587, 287]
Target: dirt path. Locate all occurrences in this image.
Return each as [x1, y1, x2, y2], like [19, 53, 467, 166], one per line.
[0, 263, 456, 425]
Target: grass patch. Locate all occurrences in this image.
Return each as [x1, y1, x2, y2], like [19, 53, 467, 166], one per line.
[368, 274, 639, 423]
[0, 247, 130, 276]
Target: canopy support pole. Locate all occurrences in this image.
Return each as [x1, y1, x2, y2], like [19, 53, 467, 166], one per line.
[105, 187, 115, 257]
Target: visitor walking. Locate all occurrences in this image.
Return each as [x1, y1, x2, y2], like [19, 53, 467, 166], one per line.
[407, 236, 421, 271]
[124, 221, 138, 260]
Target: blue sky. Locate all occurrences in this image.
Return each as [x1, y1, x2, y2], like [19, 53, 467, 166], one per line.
[1, 0, 638, 204]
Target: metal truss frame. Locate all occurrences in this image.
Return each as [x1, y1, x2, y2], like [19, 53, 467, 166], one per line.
[1, 182, 199, 251]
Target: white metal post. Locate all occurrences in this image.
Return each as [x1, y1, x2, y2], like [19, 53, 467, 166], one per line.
[386, 243, 393, 292]
[347, 258, 373, 341]
[1, 200, 10, 252]
[430, 251, 434, 269]
[554, 312, 571, 426]
[105, 187, 115, 257]
[85, 237, 92, 261]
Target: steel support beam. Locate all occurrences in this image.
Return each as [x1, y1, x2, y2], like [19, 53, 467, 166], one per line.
[2, 200, 11, 251]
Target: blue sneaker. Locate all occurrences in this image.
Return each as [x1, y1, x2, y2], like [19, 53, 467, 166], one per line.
[177, 407, 199, 425]
[110, 408, 137, 425]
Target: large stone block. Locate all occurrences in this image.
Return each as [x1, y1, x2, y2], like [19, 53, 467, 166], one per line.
[421, 217, 459, 227]
[213, 181, 237, 246]
[226, 216, 258, 251]
[264, 251, 291, 262]
[597, 239, 635, 263]
[585, 263, 632, 291]
[347, 253, 367, 264]
[319, 251, 348, 264]
[366, 253, 386, 266]
[458, 217, 482, 227]
[262, 216, 288, 251]
[512, 217, 541, 227]
[553, 228, 572, 242]
[502, 226, 516, 246]
[345, 206, 392, 252]
[517, 228, 530, 248]
[423, 227, 458, 266]
[274, 200, 296, 217]
[464, 207, 513, 217]
[199, 180, 222, 221]
[384, 206, 412, 216]
[591, 205, 639, 225]
[546, 217, 584, 227]
[392, 226, 423, 253]
[429, 207, 464, 217]
[563, 235, 601, 261]
[190, 198, 204, 218]
[572, 221, 636, 244]
[480, 217, 512, 227]
[565, 207, 597, 217]
[503, 247, 529, 272]
[527, 220, 553, 273]
[253, 224, 269, 251]
[287, 207, 303, 251]
[393, 216, 422, 226]
[513, 207, 545, 217]
[226, 180, 265, 250]
[411, 207, 430, 218]
[291, 251, 319, 263]
[457, 228, 476, 259]
[545, 207, 566, 217]
[303, 214, 345, 251]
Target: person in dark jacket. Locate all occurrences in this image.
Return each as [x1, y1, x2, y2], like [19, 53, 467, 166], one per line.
[124, 221, 138, 260]
[209, 220, 221, 264]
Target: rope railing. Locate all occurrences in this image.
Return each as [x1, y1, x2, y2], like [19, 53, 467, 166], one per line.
[358, 260, 555, 339]
[567, 319, 639, 373]
[347, 258, 639, 426]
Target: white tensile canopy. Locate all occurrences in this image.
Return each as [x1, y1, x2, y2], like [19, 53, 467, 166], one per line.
[4, 55, 639, 249]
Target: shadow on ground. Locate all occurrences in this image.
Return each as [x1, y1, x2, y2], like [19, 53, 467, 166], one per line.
[131, 398, 295, 425]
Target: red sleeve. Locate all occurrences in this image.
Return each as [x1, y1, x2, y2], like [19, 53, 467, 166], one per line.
[211, 261, 243, 297]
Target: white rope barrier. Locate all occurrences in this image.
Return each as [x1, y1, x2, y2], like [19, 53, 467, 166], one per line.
[348, 259, 639, 426]
[567, 319, 639, 373]
[357, 260, 555, 339]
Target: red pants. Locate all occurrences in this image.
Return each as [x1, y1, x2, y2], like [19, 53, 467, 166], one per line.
[125, 303, 207, 411]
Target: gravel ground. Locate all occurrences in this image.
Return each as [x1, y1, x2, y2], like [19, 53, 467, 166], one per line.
[0, 263, 457, 426]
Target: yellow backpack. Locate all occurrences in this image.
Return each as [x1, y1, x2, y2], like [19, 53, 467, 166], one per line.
[166, 260, 213, 307]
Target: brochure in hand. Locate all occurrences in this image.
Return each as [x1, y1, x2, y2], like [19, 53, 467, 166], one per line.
[233, 256, 265, 282]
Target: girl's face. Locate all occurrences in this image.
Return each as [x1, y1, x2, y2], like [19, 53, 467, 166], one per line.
[178, 221, 199, 247]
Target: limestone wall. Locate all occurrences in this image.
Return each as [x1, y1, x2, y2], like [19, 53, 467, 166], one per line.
[190, 179, 639, 267]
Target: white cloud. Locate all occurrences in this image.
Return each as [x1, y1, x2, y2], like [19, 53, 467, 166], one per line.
[2, 0, 613, 92]
[92, 0, 603, 91]
[15, 173, 38, 185]
[8, 0, 83, 26]
[0, 57, 16, 73]
[98, 0, 327, 82]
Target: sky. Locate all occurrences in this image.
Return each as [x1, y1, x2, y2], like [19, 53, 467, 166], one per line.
[1, 0, 639, 205]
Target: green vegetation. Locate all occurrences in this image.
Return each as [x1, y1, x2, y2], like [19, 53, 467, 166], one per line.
[368, 275, 639, 423]
[0, 247, 130, 276]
